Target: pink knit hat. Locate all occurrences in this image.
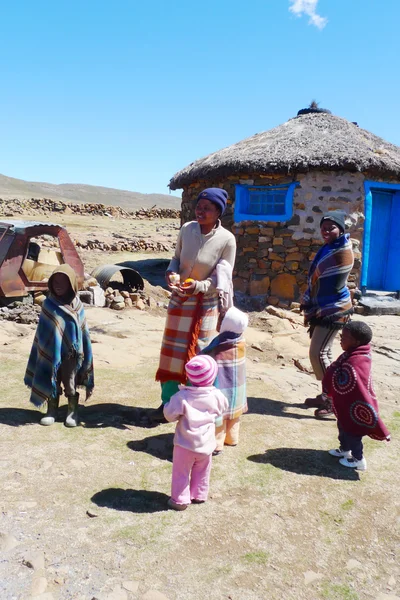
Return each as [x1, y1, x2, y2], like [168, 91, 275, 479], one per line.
[185, 355, 218, 387]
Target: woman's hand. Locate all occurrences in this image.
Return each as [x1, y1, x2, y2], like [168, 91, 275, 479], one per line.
[166, 271, 180, 289]
[179, 280, 197, 295]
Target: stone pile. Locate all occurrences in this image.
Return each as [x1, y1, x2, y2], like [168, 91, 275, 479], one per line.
[75, 238, 172, 253]
[104, 287, 153, 311]
[0, 197, 180, 220]
[0, 302, 41, 324]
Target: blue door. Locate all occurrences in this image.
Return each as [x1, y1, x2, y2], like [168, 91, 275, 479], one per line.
[367, 190, 400, 291]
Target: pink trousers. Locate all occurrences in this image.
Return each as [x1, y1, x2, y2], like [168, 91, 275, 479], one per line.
[171, 445, 212, 505]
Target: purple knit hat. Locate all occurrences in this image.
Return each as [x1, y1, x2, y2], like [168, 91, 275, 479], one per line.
[185, 355, 218, 387]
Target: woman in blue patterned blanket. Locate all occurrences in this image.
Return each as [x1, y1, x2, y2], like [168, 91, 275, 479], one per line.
[301, 210, 354, 418]
[25, 264, 94, 428]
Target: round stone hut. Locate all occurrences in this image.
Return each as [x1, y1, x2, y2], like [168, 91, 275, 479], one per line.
[169, 106, 400, 308]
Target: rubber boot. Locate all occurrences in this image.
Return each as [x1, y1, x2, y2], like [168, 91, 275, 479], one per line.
[65, 393, 79, 427]
[40, 396, 59, 426]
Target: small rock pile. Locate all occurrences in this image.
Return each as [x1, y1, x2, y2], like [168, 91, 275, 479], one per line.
[0, 197, 180, 220]
[0, 302, 41, 324]
[104, 287, 156, 311]
[75, 238, 172, 253]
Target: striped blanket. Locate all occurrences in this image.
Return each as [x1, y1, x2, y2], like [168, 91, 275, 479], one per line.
[302, 233, 354, 326]
[24, 296, 94, 407]
[155, 292, 219, 385]
[201, 331, 247, 425]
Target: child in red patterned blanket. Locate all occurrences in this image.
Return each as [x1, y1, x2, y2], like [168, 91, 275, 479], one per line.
[323, 321, 390, 471]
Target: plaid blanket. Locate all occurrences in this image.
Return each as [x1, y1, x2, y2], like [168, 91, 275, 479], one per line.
[156, 292, 219, 385]
[201, 331, 247, 424]
[302, 234, 354, 326]
[24, 296, 94, 407]
[323, 344, 390, 440]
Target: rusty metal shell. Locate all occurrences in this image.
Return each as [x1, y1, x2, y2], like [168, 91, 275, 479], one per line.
[91, 263, 144, 291]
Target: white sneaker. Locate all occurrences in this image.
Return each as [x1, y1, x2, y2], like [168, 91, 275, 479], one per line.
[339, 457, 367, 471]
[329, 448, 352, 458]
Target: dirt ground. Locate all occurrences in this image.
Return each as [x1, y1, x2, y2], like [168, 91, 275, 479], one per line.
[1, 213, 400, 600]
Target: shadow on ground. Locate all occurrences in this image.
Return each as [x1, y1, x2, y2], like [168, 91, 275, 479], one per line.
[127, 432, 174, 462]
[0, 403, 166, 429]
[247, 396, 329, 420]
[91, 488, 169, 513]
[0, 408, 40, 427]
[248, 448, 360, 481]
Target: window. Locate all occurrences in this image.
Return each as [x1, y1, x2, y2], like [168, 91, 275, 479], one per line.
[234, 182, 298, 222]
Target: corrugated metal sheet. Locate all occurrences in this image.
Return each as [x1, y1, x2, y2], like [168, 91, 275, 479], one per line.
[91, 264, 144, 291]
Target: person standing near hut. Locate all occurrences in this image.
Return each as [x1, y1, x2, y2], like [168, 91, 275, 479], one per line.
[151, 188, 236, 423]
[301, 211, 354, 418]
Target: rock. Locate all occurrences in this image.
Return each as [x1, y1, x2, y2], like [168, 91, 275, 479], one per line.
[23, 551, 45, 570]
[136, 299, 146, 311]
[121, 291, 130, 298]
[251, 343, 263, 352]
[267, 296, 280, 306]
[129, 293, 140, 303]
[0, 532, 18, 552]
[124, 298, 133, 308]
[106, 586, 128, 600]
[122, 581, 139, 593]
[161, 289, 172, 299]
[142, 591, 170, 600]
[34, 294, 46, 306]
[31, 576, 48, 596]
[293, 359, 313, 374]
[92, 286, 106, 307]
[266, 305, 286, 319]
[249, 276, 270, 297]
[111, 301, 125, 311]
[147, 296, 157, 308]
[346, 559, 363, 570]
[105, 287, 114, 296]
[270, 273, 297, 300]
[303, 571, 323, 585]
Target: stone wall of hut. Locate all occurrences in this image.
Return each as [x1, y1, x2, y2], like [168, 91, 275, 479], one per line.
[181, 170, 366, 308]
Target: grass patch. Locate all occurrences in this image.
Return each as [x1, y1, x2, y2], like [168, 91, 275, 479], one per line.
[322, 583, 358, 600]
[340, 499, 354, 511]
[242, 550, 270, 565]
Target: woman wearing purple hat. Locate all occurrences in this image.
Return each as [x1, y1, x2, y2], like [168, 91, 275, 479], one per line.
[151, 188, 236, 423]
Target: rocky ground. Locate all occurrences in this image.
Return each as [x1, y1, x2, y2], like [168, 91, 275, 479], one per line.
[0, 208, 400, 600]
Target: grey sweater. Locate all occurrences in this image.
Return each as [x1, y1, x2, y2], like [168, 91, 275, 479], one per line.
[168, 220, 236, 295]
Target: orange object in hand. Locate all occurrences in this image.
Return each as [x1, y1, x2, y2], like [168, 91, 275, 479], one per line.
[181, 278, 195, 288]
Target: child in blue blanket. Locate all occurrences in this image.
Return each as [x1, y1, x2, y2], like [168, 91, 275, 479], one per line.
[25, 265, 94, 427]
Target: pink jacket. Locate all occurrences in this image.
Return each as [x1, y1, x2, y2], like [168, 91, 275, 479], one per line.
[163, 385, 229, 455]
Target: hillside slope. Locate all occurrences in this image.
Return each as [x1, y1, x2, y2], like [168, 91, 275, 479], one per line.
[0, 173, 181, 210]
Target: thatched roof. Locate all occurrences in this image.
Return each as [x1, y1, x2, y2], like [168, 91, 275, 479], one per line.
[169, 111, 400, 190]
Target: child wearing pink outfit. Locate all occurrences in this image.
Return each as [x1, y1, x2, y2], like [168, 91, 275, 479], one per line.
[163, 355, 228, 511]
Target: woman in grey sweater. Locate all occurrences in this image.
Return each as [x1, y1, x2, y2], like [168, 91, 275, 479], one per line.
[151, 188, 236, 423]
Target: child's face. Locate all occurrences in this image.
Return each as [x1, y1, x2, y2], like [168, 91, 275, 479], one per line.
[51, 273, 71, 298]
[340, 328, 359, 351]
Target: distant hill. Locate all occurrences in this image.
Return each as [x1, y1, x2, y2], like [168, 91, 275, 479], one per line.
[0, 173, 181, 210]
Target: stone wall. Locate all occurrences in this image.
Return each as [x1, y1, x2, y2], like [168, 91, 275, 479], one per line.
[180, 170, 366, 307]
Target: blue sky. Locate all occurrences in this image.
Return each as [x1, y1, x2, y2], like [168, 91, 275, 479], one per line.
[0, 0, 399, 195]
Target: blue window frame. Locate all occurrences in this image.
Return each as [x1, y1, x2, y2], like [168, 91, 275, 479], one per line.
[234, 182, 298, 222]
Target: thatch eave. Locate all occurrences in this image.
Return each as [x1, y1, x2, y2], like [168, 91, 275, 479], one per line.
[169, 113, 400, 190]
